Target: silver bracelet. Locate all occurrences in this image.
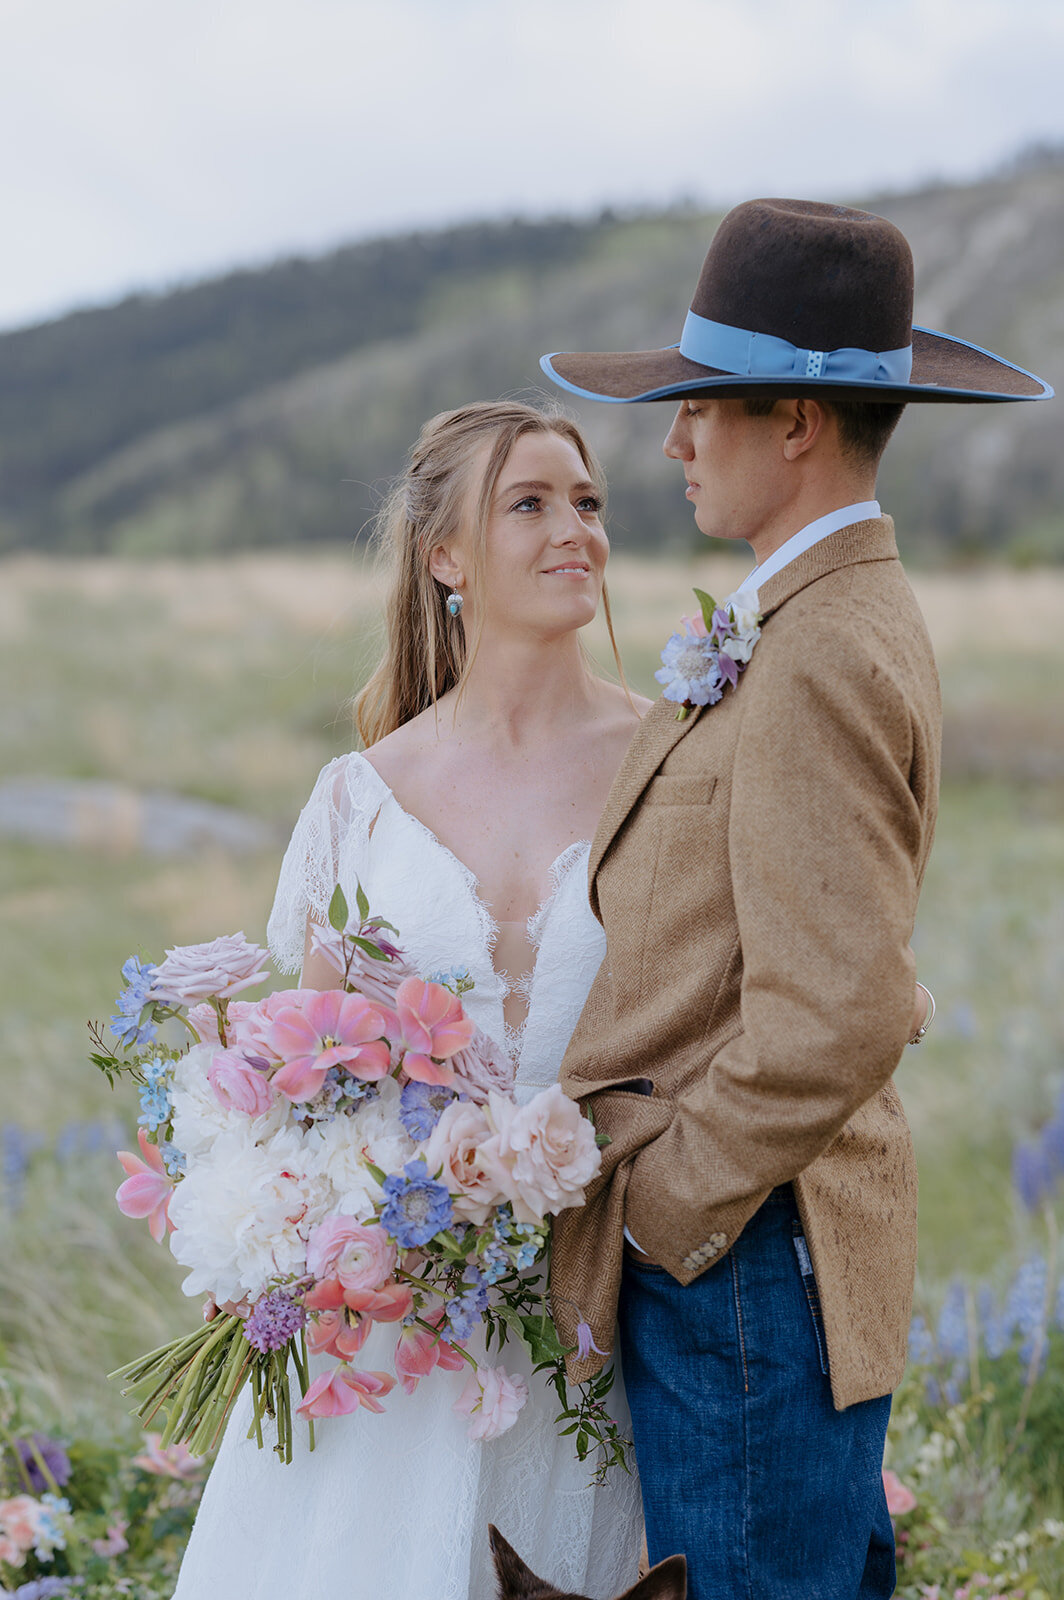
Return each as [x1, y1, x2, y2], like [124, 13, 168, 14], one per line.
[908, 982, 936, 1045]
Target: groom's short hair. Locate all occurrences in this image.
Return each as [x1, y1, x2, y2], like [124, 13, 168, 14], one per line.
[741, 395, 906, 468]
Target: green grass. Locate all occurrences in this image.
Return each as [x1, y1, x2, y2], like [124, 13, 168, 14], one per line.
[2, 551, 1063, 1455]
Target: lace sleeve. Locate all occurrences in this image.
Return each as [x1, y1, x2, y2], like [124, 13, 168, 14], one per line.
[266, 754, 378, 974]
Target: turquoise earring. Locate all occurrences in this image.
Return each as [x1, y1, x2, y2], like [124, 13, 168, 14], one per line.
[446, 591, 464, 617]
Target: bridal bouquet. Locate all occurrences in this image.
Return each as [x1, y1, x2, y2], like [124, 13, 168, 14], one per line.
[90, 887, 626, 1474]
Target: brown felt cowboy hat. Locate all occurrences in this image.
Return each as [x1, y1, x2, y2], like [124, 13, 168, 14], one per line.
[541, 197, 1053, 406]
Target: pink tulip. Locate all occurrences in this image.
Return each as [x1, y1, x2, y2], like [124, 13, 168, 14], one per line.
[882, 1468, 917, 1515]
[207, 1048, 274, 1115]
[341, 1281, 414, 1322]
[394, 1318, 467, 1394]
[296, 1365, 395, 1419]
[132, 1434, 201, 1479]
[306, 1307, 371, 1359]
[268, 991, 392, 1101]
[116, 1129, 174, 1243]
[392, 978, 474, 1085]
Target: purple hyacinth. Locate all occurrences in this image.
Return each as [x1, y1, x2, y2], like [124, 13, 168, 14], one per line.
[14, 1432, 71, 1493]
[243, 1289, 307, 1352]
[380, 1160, 453, 1248]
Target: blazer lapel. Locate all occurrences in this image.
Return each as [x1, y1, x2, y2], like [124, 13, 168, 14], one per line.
[588, 517, 901, 900]
[588, 695, 705, 894]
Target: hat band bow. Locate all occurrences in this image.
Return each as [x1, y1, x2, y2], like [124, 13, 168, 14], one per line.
[679, 310, 914, 386]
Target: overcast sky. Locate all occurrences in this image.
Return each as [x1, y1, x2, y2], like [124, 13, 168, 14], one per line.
[2, 0, 1062, 331]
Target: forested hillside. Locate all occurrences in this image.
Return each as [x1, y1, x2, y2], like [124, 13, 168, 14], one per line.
[2, 155, 1062, 560]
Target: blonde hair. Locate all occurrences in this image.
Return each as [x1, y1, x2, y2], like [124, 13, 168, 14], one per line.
[356, 399, 626, 746]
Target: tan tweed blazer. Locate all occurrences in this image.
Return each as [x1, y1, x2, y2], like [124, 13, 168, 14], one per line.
[553, 517, 941, 1411]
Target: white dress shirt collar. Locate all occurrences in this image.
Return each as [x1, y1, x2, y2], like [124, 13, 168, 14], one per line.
[743, 501, 881, 591]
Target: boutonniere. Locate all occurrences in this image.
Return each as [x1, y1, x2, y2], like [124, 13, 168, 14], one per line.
[655, 585, 762, 721]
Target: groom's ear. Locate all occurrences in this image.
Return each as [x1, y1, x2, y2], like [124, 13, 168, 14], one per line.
[488, 1524, 545, 1598]
[619, 1554, 687, 1600]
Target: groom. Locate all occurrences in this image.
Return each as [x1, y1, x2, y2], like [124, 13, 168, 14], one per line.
[540, 199, 1052, 1597]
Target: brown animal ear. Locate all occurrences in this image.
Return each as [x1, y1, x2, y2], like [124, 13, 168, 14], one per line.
[620, 1554, 687, 1600]
[488, 1524, 544, 1598]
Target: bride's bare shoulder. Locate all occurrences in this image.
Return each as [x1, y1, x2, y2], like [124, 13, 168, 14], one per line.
[360, 699, 456, 792]
[595, 679, 654, 724]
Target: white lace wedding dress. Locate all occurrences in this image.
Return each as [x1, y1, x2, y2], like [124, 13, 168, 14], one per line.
[170, 751, 643, 1600]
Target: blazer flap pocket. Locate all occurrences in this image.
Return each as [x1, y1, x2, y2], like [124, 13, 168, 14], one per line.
[643, 773, 717, 806]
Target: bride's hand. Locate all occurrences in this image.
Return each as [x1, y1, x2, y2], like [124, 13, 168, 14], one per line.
[203, 1294, 251, 1322]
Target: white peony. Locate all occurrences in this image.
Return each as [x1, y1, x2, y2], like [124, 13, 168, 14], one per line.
[169, 1043, 287, 1162]
[168, 1122, 331, 1304]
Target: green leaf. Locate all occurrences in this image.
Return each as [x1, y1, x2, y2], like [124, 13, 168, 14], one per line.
[328, 884, 349, 932]
[350, 935, 388, 962]
[692, 586, 717, 632]
[519, 1315, 567, 1366]
[355, 880, 370, 923]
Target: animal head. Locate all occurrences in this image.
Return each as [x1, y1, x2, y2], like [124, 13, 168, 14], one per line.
[488, 1525, 687, 1600]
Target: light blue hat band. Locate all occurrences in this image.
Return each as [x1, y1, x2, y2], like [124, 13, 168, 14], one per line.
[679, 309, 914, 386]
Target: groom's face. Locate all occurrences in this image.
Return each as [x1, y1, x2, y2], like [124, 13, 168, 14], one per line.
[663, 397, 785, 548]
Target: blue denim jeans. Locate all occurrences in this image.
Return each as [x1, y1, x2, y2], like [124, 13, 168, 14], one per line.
[617, 1185, 895, 1600]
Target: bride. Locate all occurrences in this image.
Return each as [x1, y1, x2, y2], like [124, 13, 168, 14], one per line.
[171, 400, 651, 1600]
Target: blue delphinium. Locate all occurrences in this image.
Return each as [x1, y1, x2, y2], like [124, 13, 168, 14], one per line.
[380, 1160, 453, 1248]
[444, 1284, 488, 1342]
[109, 954, 158, 1046]
[137, 1056, 173, 1132]
[399, 1081, 459, 1140]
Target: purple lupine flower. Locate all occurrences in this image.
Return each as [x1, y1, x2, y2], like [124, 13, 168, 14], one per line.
[1004, 1255, 1048, 1362]
[399, 1080, 458, 1140]
[14, 1432, 71, 1492]
[11, 1580, 78, 1599]
[935, 1281, 969, 1361]
[1, 1124, 46, 1212]
[380, 1160, 454, 1248]
[1039, 1111, 1064, 1183]
[1012, 1140, 1051, 1212]
[243, 1289, 307, 1352]
[976, 1284, 1011, 1361]
[907, 1314, 934, 1365]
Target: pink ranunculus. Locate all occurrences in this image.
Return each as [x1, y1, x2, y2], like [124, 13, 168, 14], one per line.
[268, 990, 392, 1101]
[882, 1468, 917, 1516]
[448, 1023, 516, 1105]
[229, 989, 316, 1059]
[487, 1083, 601, 1223]
[306, 1216, 397, 1295]
[207, 1048, 275, 1115]
[420, 1100, 506, 1224]
[0, 1495, 42, 1552]
[116, 1128, 174, 1243]
[392, 977, 474, 1085]
[187, 1001, 223, 1045]
[394, 1317, 467, 1394]
[453, 1364, 529, 1441]
[92, 1518, 130, 1557]
[0, 1531, 23, 1565]
[296, 1365, 395, 1419]
[132, 1434, 202, 1479]
[149, 932, 270, 1005]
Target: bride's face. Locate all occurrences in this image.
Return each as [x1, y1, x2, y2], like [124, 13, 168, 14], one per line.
[467, 431, 609, 639]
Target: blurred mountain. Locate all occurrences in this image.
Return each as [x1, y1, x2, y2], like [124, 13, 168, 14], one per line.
[1, 155, 1062, 561]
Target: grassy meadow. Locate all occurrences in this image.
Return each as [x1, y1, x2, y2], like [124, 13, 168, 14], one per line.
[2, 550, 1063, 1593]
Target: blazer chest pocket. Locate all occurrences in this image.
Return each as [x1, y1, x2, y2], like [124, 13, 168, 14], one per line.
[643, 774, 717, 806]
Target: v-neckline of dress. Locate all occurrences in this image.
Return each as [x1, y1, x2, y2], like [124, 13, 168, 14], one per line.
[351, 752, 591, 1056]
